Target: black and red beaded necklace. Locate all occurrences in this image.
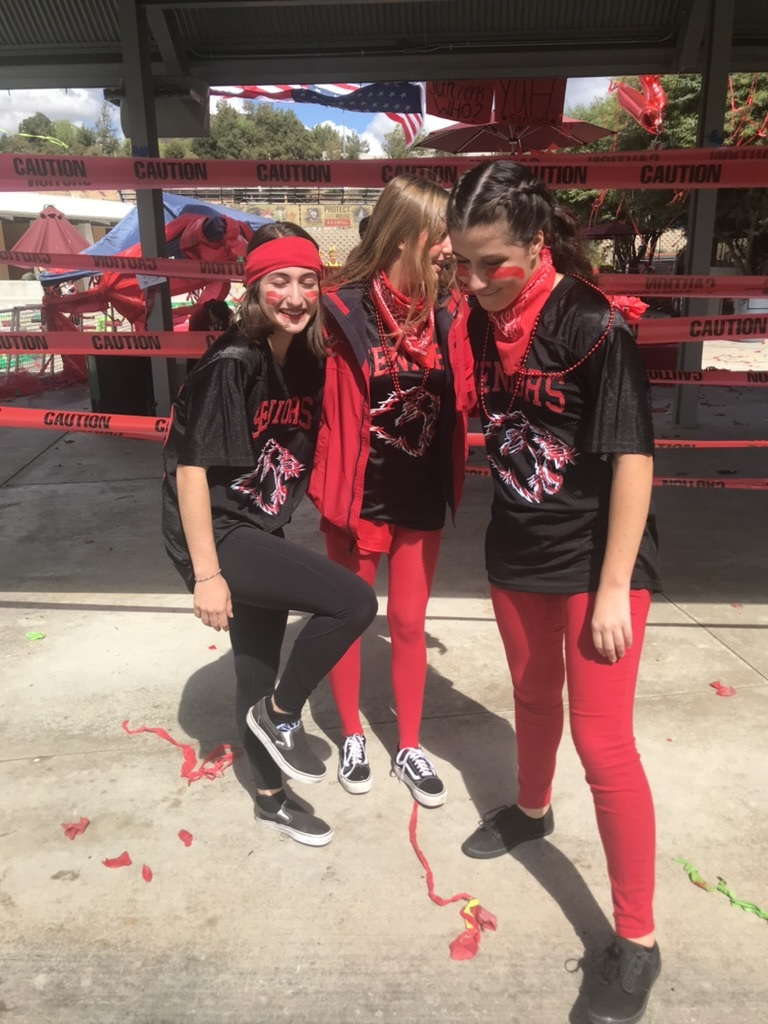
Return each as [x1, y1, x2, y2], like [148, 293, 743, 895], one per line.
[479, 274, 616, 424]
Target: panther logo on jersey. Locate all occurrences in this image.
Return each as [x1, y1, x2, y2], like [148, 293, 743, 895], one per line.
[370, 386, 440, 458]
[231, 438, 304, 515]
[486, 409, 575, 503]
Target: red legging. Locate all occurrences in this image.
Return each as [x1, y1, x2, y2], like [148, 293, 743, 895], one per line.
[325, 526, 442, 749]
[491, 587, 655, 940]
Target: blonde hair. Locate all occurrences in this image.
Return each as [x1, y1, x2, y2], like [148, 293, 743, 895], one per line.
[237, 222, 326, 360]
[334, 174, 449, 328]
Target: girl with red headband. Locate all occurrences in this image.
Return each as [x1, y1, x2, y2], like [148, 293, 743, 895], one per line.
[309, 174, 474, 807]
[163, 222, 377, 847]
[447, 162, 661, 1024]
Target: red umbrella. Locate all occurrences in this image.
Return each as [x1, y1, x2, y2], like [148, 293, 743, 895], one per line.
[415, 116, 614, 155]
[11, 205, 88, 256]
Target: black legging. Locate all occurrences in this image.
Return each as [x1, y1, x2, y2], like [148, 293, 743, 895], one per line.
[217, 525, 378, 791]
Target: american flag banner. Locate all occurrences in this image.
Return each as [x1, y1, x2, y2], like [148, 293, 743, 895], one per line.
[210, 82, 424, 145]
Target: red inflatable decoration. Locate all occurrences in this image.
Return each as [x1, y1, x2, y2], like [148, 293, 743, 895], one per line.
[610, 75, 667, 135]
[42, 213, 252, 328]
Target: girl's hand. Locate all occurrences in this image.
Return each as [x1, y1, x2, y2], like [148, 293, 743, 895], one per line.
[591, 584, 632, 664]
[193, 575, 233, 632]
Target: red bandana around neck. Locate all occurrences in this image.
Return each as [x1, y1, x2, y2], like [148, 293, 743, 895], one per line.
[371, 271, 436, 369]
[489, 247, 556, 376]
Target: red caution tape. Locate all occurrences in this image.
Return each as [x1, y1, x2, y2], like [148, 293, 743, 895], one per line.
[102, 851, 132, 868]
[61, 816, 90, 840]
[0, 330, 210, 358]
[0, 248, 243, 280]
[0, 405, 169, 440]
[467, 433, 768, 450]
[647, 370, 768, 386]
[121, 720, 237, 783]
[635, 315, 768, 344]
[408, 802, 496, 961]
[598, 273, 768, 299]
[3, 147, 768, 192]
[465, 465, 768, 489]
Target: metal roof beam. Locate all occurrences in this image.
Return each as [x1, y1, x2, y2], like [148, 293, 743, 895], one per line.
[674, 0, 710, 71]
[187, 47, 682, 85]
[146, 5, 188, 76]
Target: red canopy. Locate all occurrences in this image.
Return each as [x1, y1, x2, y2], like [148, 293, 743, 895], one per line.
[11, 205, 88, 256]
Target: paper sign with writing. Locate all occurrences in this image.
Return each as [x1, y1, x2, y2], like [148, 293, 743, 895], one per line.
[426, 81, 494, 125]
[493, 79, 567, 126]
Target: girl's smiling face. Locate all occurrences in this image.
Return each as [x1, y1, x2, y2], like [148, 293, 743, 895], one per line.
[450, 223, 544, 311]
[258, 267, 320, 335]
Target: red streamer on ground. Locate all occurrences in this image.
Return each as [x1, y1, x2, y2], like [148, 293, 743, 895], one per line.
[141, 864, 153, 883]
[121, 720, 237, 783]
[102, 851, 132, 868]
[710, 681, 737, 697]
[61, 816, 90, 840]
[408, 802, 496, 960]
[178, 830, 194, 847]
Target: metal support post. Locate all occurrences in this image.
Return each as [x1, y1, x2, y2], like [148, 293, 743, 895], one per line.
[674, 0, 735, 426]
[118, 0, 175, 415]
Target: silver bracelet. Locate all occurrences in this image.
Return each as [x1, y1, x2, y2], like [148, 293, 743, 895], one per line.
[194, 569, 222, 584]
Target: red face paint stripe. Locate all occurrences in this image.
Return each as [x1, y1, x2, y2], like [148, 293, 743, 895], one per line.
[303, 290, 319, 301]
[485, 266, 526, 280]
[263, 291, 283, 305]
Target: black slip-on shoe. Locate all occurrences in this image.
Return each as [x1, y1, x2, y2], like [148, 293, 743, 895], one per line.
[587, 937, 661, 1024]
[246, 697, 326, 784]
[461, 804, 554, 859]
[255, 798, 333, 847]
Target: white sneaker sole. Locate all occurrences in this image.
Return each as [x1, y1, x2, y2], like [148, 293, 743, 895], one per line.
[337, 765, 373, 794]
[257, 817, 334, 847]
[246, 706, 326, 784]
[393, 769, 447, 808]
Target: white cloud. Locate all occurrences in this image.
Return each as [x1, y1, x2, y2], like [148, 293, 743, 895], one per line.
[564, 77, 612, 112]
[0, 88, 106, 134]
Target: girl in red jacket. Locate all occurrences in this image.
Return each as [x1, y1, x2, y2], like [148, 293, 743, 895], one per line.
[309, 174, 474, 807]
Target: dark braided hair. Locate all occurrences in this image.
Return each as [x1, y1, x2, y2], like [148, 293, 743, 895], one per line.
[446, 161, 594, 280]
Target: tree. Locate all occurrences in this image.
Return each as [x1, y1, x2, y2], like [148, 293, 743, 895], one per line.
[561, 74, 768, 273]
[382, 126, 438, 158]
[15, 112, 58, 152]
[93, 100, 121, 156]
[308, 122, 368, 159]
[191, 100, 323, 160]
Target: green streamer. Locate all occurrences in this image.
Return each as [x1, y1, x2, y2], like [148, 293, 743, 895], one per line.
[675, 858, 768, 921]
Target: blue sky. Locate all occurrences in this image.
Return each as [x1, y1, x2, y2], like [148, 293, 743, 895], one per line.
[0, 79, 612, 155]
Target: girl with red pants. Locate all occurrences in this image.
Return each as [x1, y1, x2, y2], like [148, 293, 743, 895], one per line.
[447, 162, 661, 1024]
[309, 174, 474, 807]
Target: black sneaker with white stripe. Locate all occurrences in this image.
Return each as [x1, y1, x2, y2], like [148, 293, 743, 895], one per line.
[392, 747, 446, 807]
[255, 798, 333, 847]
[338, 733, 372, 794]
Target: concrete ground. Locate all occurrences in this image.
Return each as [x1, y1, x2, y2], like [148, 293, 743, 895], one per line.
[0, 379, 767, 1024]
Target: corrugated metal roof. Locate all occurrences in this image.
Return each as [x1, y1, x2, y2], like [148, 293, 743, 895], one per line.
[1, 0, 766, 88]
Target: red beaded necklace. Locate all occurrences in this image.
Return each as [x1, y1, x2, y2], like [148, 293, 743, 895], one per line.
[373, 307, 431, 398]
[479, 274, 615, 424]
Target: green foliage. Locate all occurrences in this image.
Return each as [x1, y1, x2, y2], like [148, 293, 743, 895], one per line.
[561, 74, 768, 273]
[93, 100, 121, 157]
[381, 126, 437, 158]
[308, 121, 370, 159]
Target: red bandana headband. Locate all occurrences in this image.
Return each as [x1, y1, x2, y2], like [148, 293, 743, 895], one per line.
[243, 237, 322, 287]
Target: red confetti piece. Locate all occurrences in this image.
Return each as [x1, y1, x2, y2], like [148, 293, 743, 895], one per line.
[208, 644, 217, 650]
[141, 864, 153, 882]
[121, 721, 237, 783]
[730, 603, 743, 609]
[710, 681, 737, 697]
[102, 851, 132, 868]
[61, 816, 90, 840]
[408, 803, 495, 961]
[178, 830, 193, 847]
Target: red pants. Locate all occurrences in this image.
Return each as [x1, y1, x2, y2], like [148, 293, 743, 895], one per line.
[491, 587, 655, 939]
[325, 525, 442, 749]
